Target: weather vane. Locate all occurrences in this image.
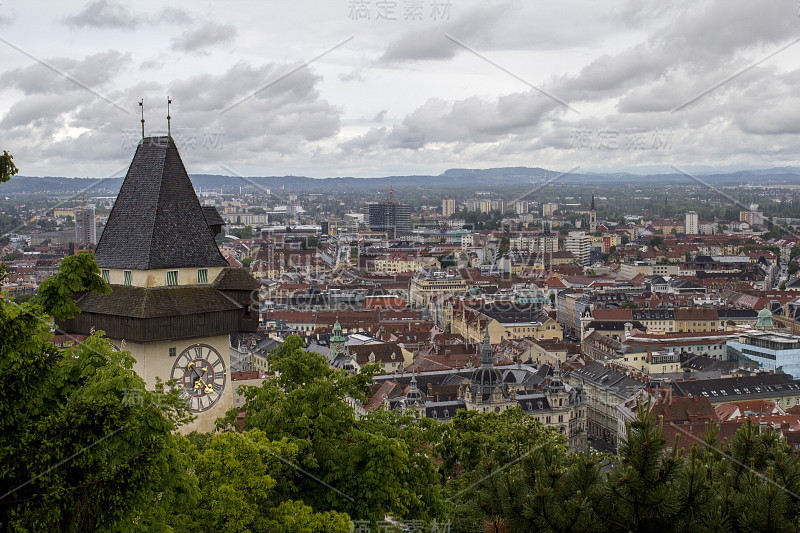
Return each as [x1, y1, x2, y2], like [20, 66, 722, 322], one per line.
[167, 96, 172, 138]
[139, 99, 145, 140]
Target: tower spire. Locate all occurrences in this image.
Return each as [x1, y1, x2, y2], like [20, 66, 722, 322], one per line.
[167, 96, 172, 138]
[480, 328, 493, 366]
[139, 99, 145, 140]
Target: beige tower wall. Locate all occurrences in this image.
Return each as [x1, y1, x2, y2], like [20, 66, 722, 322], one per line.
[112, 333, 233, 434]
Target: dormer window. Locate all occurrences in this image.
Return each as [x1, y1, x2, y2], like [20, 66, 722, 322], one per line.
[197, 268, 208, 284]
[123, 270, 132, 286]
[166, 270, 178, 286]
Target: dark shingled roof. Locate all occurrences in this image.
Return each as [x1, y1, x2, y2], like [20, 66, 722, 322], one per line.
[202, 206, 225, 227]
[95, 136, 228, 270]
[213, 267, 262, 291]
[74, 285, 241, 318]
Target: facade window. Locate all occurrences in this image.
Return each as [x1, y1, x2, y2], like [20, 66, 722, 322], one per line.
[101, 269, 110, 283]
[123, 270, 132, 286]
[166, 270, 178, 286]
[197, 268, 208, 284]
[169, 347, 176, 357]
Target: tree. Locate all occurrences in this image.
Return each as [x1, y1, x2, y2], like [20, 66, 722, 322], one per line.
[222, 337, 444, 524]
[648, 236, 663, 249]
[170, 430, 350, 533]
[0, 150, 18, 183]
[463, 401, 800, 532]
[0, 254, 196, 531]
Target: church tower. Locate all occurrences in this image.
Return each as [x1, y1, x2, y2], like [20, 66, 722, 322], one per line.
[60, 136, 260, 432]
[589, 192, 597, 233]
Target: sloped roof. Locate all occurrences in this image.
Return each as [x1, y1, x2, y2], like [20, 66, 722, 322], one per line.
[202, 206, 225, 226]
[74, 285, 241, 318]
[213, 267, 261, 291]
[95, 136, 227, 270]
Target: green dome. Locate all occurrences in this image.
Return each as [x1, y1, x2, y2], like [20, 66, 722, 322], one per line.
[758, 307, 772, 318]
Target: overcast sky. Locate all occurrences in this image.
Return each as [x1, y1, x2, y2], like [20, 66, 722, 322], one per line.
[1, 0, 799, 179]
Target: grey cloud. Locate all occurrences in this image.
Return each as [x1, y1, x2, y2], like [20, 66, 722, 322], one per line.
[159, 8, 195, 26]
[377, 90, 557, 150]
[0, 92, 88, 129]
[64, 0, 141, 30]
[381, 1, 513, 62]
[339, 68, 365, 83]
[0, 8, 15, 26]
[0, 50, 132, 96]
[171, 21, 237, 53]
[1, 58, 341, 175]
[340, 127, 387, 154]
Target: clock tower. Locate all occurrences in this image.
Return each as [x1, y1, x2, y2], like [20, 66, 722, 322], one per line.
[60, 136, 260, 432]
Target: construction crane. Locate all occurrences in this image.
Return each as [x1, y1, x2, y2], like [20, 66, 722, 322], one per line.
[381, 186, 394, 203]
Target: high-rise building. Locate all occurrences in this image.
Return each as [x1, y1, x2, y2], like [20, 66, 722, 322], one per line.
[740, 210, 765, 226]
[75, 205, 97, 245]
[685, 211, 699, 235]
[542, 202, 558, 217]
[442, 198, 456, 217]
[565, 231, 591, 265]
[368, 202, 411, 238]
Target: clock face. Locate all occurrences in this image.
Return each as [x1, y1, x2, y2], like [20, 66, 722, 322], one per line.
[170, 343, 227, 413]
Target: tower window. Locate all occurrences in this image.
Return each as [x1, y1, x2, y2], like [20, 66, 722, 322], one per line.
[123, 270, 132, 286]
[197, 268, 208, 284]
[166, 270, 178, 286]
[101, 269, 110, 283]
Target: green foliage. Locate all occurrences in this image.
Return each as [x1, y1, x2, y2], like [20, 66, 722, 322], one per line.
[168, 430, 350, 533]
[230, 225, 255, 239]
[223, 336, 443, 523]
[0, 320, 196, 530]
[35, 252, 110, 320]
[648, 236, 664, 249]
[0, 150, 18, 183]
[462, 402, 800, 533]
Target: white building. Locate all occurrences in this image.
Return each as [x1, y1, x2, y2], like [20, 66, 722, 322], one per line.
[442, 198, 456, 217]
[685, 211, 699, 236]
[564, 231, 591, 265]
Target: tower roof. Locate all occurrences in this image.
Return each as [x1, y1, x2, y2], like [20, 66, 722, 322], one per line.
[590, 192, 595, 211]
[95, 136, 227, 270]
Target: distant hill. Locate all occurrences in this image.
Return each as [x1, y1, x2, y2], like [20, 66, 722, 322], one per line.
[4, 166, 800, 196]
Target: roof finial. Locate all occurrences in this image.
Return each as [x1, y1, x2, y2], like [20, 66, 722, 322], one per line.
[139, 99, 145, 140]
[167, 96, 172, 138]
